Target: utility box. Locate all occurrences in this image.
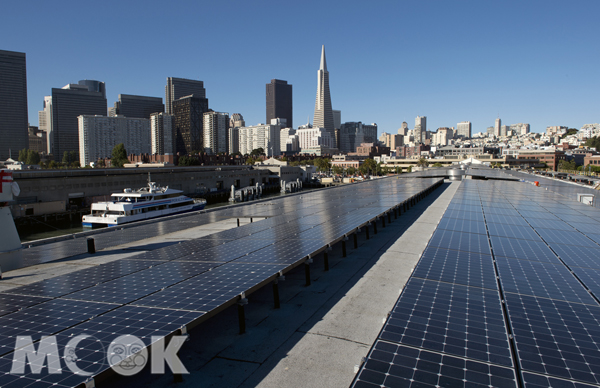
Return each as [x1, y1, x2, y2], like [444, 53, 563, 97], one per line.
[577, 193, 595, 206]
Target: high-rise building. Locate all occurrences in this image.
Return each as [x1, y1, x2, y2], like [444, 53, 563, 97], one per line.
[150, 113, 175, 155]
[398, 122, 409, 136]
[413, 125, 423, 144]
[39, 96, 53, 154]
[266, 79, 292, 129]
[165, 78, 206, 115]
[313, 45, 334, 134]
[229, 127, 240, 155]
[172, 95, 209, 154]
[112, 94, 164, 119]
[230, 113, 245, 129]
[495, 118, 501, 137]
[0, 49, 28, 160]
[339, 122, 365, 153]
[333, 110, 341, 129]
[78, 115, 150, 167]
[280, 128, 296, 153]
[49, 81, 107, 161]
[297, 126, 334, 151]
[456, 121, 472, 138]
[415, 116, 427, 133]
[363, 123, 378, 143]
[203, 111, 229, 155]
[28, 126, 47, 154]
[238, 124, 281, 157]
[510, 123, 530, 136]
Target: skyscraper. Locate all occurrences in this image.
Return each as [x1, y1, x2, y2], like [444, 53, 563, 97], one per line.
[414, 116, 426, 145]
[112, 94, 164, 119]
[313, 45, 334, 134]
[266, 79, 292, 128]
[50, 81, 107, 161]
[150, 113, 175, 155]
[172, 95, 209, 154]
[165, 78, 206, 115]
[203, 111, 229, 155]
[457, 121, 472, 138]
[0, 49, 28, 160]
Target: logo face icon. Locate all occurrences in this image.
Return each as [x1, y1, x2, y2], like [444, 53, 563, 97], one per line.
[64, 334, 105, 376]
[107, 335, 148, 376]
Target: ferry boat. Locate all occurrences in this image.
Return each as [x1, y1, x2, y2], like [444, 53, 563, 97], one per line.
[82, 175, 206, 228]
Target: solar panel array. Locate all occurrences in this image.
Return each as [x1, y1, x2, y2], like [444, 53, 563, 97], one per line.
[354, 176, 600, 388]
[0, 177, 442, 387]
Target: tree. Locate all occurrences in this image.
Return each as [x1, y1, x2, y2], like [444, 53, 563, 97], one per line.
[18, 149, 28, 162]
[250, 148, 265, 156]
[417, 158, 429, 167]
[178, 155, 201, 166]
[432, 162, 443, 167]
[407, 166, 413, 173]
[395, 166, 402, 174]
[48, 160, 59, 169]
[26, 150, 40, 165]
[96, 159, 106, 168]
[347, 167, 356, 176]
[332, 165, 343, 175]
[314, 158, 331, 172]
[362, 158, 377, 175]
[558, 159, 576, 171]
[111, 143, 128, 168]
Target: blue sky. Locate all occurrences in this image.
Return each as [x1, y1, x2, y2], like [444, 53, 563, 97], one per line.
[2, 0, 598, 135]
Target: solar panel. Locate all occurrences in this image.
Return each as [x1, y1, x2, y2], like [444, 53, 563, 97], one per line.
[495, 256, 597, 305]
[505, 292, 600, 385]
[549, 243, 600, 269]
[352, 341, 517, 388]
[436, 217, 487, 235]
[413, 246, 497, 290]
[379, 278, 512, 366]
[490, 235, 560, 263]
[427, 229, 491, 255]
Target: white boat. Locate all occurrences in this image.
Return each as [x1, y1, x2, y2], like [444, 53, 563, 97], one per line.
[82, 175, 206, 228]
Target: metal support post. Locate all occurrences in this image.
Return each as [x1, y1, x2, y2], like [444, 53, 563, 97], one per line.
[342, 240, 347, 258]
[366, 224, 370, 240]
[237, 218, 240, 227]
[87, 238, 95, 254]
[373, 219, 378, 234]
[382, 215, 386, 228]
[323, 251, 329, 271]
[353, 233, 358, 249]
[238, 298, 248, 334]
[273, 280, 280, 309]
[305, 257, 313, 286]
[388, 212, 392, 223]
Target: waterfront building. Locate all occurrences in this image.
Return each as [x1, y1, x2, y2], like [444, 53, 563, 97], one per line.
[238, 123, 281, 157]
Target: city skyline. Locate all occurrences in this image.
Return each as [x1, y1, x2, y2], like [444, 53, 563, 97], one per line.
[1, 1, 599, 137]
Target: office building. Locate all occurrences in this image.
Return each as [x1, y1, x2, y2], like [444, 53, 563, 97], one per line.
[165, 77, 206, 115]
[28, 126, 47, 154]
[297, 126, 334, 150]
[363, 123, 378, 143]
[381, 133, 404, 149]
[111, 94, 164, 119]
[203, 111, 229, 155]
[313, 45, 334, 134]
[398, 122, 409, 136]
[339, 122, 365, 153]
[432, 127, 454, 146]
[38, 96, 53, 154]
[510, 123, 530, 135]
[230, 113, 245, 129]
[229, 126, 239, 154]
[333, 110, 341, 129]
[0, 49, 28, 160]
[456, 121, 471, 138]
[78, 115, 150, 167]
[266, 79, 292, 129]
[49, 81, 107, 161]
[415, 116, 427, 132]
[414, 124, 423, 144]
[238, 124, 281, 157]
[150, 113, 175, 155]
[172, 95, 209, 154]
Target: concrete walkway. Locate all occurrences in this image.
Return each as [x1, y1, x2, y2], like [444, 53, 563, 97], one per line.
[108, 181, 460, 388]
